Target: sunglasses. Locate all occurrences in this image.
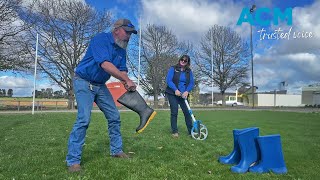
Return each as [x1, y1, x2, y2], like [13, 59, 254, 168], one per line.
[180, 59, 188, 63]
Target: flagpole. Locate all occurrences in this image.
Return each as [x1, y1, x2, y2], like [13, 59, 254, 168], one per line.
[32, 33, 39, 115]
[138, 16, 142, 87]
[211, 30, 214, 106]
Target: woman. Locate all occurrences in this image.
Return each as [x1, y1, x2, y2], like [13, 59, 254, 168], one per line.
[165, 55, 195, 138]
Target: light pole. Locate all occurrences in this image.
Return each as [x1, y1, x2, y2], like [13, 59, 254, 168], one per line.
[138, 15, 142, 87]
[250, 5, 256, 108]
[211, 29, 214, 106]
[32, 33, 39, 115]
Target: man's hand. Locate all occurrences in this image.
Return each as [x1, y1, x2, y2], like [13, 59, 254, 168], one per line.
[124, 79, 136, 91]
[175, 90, 181, 96]
[100, 62, 136, 91]
[182, 91, 189, 99]
[101, 62, 136, 91]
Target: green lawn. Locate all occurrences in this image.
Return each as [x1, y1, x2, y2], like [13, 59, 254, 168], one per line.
[0, 110, 319, 179]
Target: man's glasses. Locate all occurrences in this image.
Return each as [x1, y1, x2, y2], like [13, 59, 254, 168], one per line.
[180, 59, 188, 63]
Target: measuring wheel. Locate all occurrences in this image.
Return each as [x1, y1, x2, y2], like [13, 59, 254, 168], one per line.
[191, 121, 208, 140]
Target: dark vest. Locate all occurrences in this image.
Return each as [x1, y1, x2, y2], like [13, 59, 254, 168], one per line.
[165, 65, 191, 95]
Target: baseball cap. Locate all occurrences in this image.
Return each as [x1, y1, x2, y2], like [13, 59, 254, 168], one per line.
[113, 19, 137, 34]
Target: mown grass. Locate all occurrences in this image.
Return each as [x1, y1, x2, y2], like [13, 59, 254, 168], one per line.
[0, 110, 319, 179]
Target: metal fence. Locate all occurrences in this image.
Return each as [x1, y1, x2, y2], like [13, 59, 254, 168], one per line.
[1, 99, 319, 112]
[0, 99, 213, 112]
[0, 100, 75, 111]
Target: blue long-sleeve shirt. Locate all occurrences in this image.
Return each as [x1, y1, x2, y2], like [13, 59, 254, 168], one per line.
[166, 66, 194, 93]
[75, 32, 127, 84]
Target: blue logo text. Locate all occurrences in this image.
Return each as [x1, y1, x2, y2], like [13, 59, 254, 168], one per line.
[237, 7, 292, 26]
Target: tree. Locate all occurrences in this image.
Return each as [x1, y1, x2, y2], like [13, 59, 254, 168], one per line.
[7, 89, 13, 97]
[41, 89, 46, 99]
[2, 89, 6, 96]
[53, 90, 64, 98]
[20, 0, 112, 108]
[45, 88, 53, 99]
[127, 24, 192, 108]
[34, 90, 41, 98]
[0, 0, 31, 71]
[195, 25, 250, 105]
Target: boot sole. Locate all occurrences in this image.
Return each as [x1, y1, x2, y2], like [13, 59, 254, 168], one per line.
[136, 111, 157, 134]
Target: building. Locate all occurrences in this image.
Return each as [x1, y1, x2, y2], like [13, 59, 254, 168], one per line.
[199, 92, 236, 105]
[199, 86, 257, 106]
[245, 89, 302, 107]
[302, 85, 320, 106]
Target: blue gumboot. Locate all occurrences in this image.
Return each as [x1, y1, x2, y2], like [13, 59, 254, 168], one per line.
[231, 127, 260, 173]
[249, 135, 287, 174]
[218, 127, 257, 165]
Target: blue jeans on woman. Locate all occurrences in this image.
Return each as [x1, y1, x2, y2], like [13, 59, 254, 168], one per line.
[166, 93, 193, 134]
[66, 75, 123, 166]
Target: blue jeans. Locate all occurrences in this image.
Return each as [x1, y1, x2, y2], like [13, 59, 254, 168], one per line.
[166, 93, 192, 134]
[66, 75, 123, 166]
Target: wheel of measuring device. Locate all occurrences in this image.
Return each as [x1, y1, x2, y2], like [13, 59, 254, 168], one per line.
[191, 124, 208, 140]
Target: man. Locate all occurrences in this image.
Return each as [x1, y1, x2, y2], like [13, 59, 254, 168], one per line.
[66, 19, 138, 172]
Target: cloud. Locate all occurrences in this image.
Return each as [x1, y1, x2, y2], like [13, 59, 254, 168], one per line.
[285, 53, 317, 62]
[274, 1, 320, 55]
[7, 0, 318, 96]
[0, 75, 63, 97]
[253, 51, 320, 93]
[0, 76, 32, 88]
[140, 0, 280, 42]
[140, 0, 319, 94]
[294, 1, 320, 34]
[141, 0, 247, 42]
[0, 76, 32, 96]
[245, 2, 320, 93]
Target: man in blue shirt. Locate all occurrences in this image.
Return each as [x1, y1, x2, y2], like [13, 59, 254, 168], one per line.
[66, 19, 138, 172]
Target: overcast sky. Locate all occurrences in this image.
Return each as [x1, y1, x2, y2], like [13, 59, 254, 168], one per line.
[0, 0, 319, 96]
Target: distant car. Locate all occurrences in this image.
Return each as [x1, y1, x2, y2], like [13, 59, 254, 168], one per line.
[217, 100, 244, 106]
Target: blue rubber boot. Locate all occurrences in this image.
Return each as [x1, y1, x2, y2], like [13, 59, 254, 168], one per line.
[249, 134, 287, 174]
[218, 127, 257, 165]
[231, 127, 260, 173]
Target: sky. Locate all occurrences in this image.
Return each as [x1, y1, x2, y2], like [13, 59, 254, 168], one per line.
[0, 0, 319, 97]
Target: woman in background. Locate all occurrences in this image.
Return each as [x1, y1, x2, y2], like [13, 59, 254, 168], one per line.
[165, 55, 194, 138]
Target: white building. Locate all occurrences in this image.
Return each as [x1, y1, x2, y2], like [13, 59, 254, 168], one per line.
[301, 86, 320, 106]
[247, 91, 302, 107]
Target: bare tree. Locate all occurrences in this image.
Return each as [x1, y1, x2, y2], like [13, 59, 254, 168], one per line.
[0, 0, 31, 71]
[196, 25, 250, 105]
[20, 0, 112, 108]
[127, 24, 192, 108]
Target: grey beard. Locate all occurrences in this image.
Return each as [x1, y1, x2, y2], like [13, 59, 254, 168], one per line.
[115, 38, 128, 49]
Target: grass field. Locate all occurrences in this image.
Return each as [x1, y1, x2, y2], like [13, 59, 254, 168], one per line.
[0, 110, 319, 179]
